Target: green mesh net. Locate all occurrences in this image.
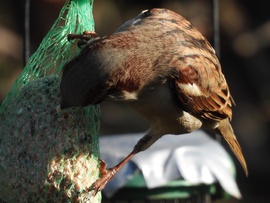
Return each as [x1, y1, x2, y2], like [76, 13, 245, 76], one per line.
[0, 0, 101, 202]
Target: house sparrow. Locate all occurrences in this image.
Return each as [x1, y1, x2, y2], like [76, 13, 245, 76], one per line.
[60, 8, 248, 195]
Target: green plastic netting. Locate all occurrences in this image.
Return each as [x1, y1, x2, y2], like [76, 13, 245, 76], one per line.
[0, 0, 101, 202]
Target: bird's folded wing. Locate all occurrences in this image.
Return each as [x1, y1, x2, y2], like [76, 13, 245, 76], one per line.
[172, 56, 233, 121]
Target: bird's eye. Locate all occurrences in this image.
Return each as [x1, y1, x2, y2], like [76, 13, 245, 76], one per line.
[141, 9, 151, 18]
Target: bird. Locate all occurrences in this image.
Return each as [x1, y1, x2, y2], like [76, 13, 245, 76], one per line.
[60, 8, 248, 195]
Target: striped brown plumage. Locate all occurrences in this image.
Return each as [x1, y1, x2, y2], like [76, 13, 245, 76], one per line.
[60, 8, 247, 195]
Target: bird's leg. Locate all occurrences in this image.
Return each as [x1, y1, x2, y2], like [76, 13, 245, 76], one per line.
[68, 31, 99, 41]
[88, 150, 137, 196]
[88, 135, 153, 196]
[67, 31, 100, 48]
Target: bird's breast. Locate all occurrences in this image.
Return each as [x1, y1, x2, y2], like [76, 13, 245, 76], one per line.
[126, 82, 202, 135]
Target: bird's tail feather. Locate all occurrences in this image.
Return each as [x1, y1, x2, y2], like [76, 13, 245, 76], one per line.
[217, 119, 248, 176]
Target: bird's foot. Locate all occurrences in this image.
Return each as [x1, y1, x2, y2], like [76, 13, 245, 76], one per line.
[87, 160, 116, 196]
[67, 31, 100, 48]
[86, 150, 137, 196]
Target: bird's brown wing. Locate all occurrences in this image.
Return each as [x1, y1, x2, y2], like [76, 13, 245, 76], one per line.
[173, 54, 233, 122]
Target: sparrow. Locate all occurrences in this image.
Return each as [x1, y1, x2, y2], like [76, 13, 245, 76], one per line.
[60, 8, 248, 195]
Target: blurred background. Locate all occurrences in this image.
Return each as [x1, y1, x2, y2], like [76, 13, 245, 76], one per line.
[0, 0, 269, 202]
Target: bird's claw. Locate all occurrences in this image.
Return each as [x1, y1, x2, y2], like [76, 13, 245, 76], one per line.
[68, 31, 99, 41]
[86, 160, 116, 196]
[88, 184, 101, 196]
[67, 31, 100, 48]
[87, 173, 112, 196]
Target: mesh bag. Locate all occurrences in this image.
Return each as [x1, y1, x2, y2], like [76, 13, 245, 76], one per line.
[0, 0, 101, 202]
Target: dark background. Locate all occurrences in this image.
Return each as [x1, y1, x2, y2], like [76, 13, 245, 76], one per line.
[0, 0, 269, 202]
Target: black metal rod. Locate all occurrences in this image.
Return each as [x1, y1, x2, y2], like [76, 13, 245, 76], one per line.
[211, 0, 222, 144]
[23, 0, 31, 66]
[212, 0, 220, 58]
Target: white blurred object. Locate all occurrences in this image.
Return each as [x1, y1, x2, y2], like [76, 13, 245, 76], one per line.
[100, 130, 241, 199]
